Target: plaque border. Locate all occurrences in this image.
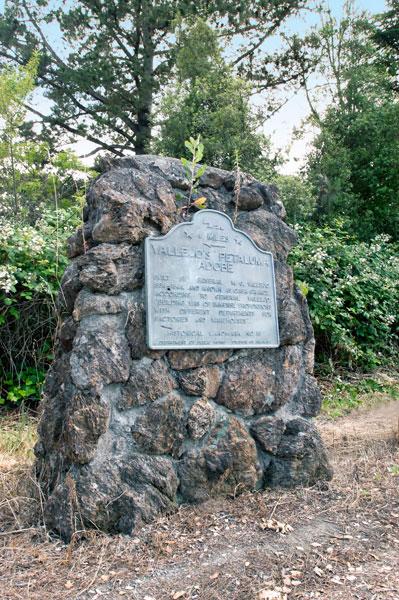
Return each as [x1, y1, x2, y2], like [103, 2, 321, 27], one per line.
[145, 209, 279, 350]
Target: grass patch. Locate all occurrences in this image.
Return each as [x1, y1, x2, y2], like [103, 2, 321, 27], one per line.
[0, 405, 38, 466]
[319, 372, 399, 418]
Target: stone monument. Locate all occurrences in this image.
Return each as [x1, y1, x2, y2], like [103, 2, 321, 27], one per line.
[34, 155, 332, 539]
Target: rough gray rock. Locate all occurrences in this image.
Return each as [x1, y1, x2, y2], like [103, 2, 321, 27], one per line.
[264, 418, 333, 487]
[79, 243, 143, 295]
[187, 398, 215, 440]
[120, 358, 176, 409]
[216, 346, 302, 415]
[177, 366, 220, 398]
[35, 156, 332, 540]
[131, 393, 185, 459]
[70, 318, 130, 393]
[250, 416, 286, 454]
[178, 417, 261, 503]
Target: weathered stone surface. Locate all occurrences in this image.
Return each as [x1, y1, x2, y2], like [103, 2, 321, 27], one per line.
[274, 260, 295, 302]
[124, 293, 165, 360]
[44, 454, 179, 539]
[293, 375, 322, 417]
[236, 210, 298, 262]
[168, 349, 232, 370]
[179, 417, 260, 503]
[178, 365, 220, 397]
[120, 454, 179, 501]
[278, 296, 307, 346]
[79, 243, 143, 295]
[58, 317, 78, 352]
[58, 259, 83, 314]
[100, 155, 190, 191]
[235, 186, 264, 211]
[216, 346, 301, 416]
[265, 418, 333, 487]
[66, 225, 92, 259]
[66, 227, 84, 259]
[187, 398, 215, 440]
[70, 319, 130, 392]
[223, 172, 255, 191]
[255, 182, 286, 218]
[64, 394, 109, 464]
[198, 168, 226, 189]
[87, 169, 178, 245]
[125, 294, 147, 359]
[73, 289, 129, 321]
[250, 417, 286, 454]
[36, 155, 331, 539]
[120, 358, 176, 409]
[37, 353, 73, 454]
[131, 393, 184, 458]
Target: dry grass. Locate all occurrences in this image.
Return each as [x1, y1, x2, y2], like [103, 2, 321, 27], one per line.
[0, 407, 38, 470]
[0, 399, 399, 600]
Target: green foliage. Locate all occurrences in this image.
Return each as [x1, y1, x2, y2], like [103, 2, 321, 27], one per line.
[0, 207, 80, 406]
[322, 376, 399, 418]
[373, 0, 399, 87]
[0, 51, 39, 216]
[0, 55, 93, 223]
[288, 222, 399, 369]
[0, 143, 93, 223]
[0, 50, 39, 139]
[153, 21, 278, 175]
[306, 99, 399, 241]
[177, 137, 207, 217]
[272, 174, 315, 226]
[297, 1, 399, 241]
[2, 367, 45, 405]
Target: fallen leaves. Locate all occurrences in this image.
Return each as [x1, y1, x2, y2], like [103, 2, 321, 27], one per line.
[260, 519, 293, 534]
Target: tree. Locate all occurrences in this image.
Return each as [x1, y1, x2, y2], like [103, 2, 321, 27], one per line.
[153, 21, 279, 175]
[292, 1, 399, 240]
[0, 0, 309, 156]
[373, 0, 399, 91]
[306, 100, 399, 240]
[272, 174, 315, 226]
[0, 50, 39, 215]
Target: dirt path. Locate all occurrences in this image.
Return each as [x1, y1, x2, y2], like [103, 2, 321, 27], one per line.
[1, 400, 399, 600]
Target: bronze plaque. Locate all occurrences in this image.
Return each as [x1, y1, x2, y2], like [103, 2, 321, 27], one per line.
[145, 209, 279, 349]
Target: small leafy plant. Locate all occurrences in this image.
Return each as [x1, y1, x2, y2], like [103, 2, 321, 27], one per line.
[0, 206, 80, 406]
[1, 366, 45, 405]
[233, 149, 241, 225]
[176, 136, 207, 217]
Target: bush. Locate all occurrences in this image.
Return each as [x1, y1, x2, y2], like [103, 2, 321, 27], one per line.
[0, 207, 80, 405]
[288, 221, 399, 369]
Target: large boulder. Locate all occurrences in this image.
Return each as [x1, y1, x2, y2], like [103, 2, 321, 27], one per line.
[35, 155, 332, 540]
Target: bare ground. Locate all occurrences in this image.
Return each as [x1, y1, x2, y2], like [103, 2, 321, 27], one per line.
[1, 399, 398, 600]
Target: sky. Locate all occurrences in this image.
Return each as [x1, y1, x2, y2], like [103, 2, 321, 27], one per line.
[0, 0, 390, 174]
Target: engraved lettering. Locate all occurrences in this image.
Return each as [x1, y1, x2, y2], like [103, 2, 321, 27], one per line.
[145, 210, 279, 349]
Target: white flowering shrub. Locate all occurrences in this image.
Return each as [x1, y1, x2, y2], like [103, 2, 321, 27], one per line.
[289, 222, 399, 369]
[0, 207, 80, 404]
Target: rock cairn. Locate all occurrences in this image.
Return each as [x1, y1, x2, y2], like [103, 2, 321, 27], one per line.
[34, 155, 332, 539]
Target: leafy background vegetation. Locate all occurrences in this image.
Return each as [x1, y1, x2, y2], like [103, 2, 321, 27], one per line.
[1, 0, 399, 409]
